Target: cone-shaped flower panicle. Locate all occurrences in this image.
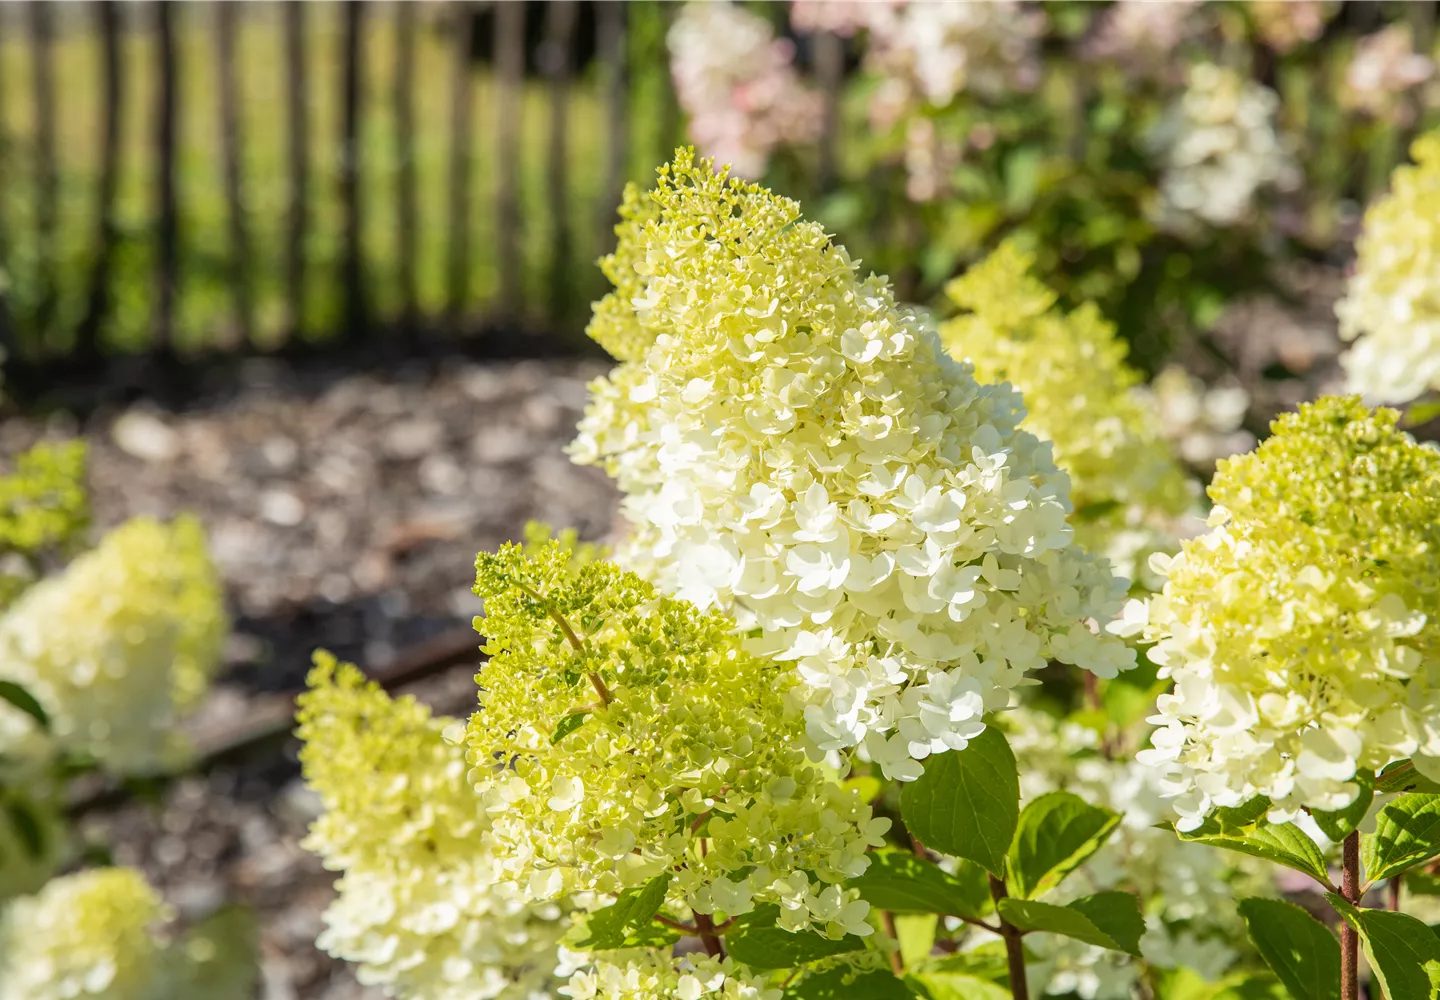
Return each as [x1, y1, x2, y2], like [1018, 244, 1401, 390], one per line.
[571, 149, 1133, 781]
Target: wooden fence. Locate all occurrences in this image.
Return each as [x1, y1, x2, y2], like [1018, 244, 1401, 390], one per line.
[0, 1, 685, 379]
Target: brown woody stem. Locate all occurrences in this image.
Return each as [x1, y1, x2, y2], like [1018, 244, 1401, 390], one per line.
[1341, 831, 1361, 1000]
[990, 873, 1029, 1000]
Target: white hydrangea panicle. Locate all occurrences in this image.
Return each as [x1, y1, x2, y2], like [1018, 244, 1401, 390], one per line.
[1343, 25, 1435, 124]
[1335, 132, 1440, 404]
[0, 515, 226, 775]
[1149, 63, 1294, 232]
[296, 652, 569, 1000]
[0, 867, 167, 1000]
[571, 150, 1133, 781]
[667, 1, 822, 179]
[1135, 398, 1440, 831]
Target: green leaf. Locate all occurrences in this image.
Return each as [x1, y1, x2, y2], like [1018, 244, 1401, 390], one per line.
[551, 711, 590, 744]
[997, 892, 1145, 957]
[1311, 772, 1374, 843]
[1363, 794, 1440, 885]
[909, 972, 1011, 1000]
[0, 681, 48, 730]
[1180, 822, 1332, 888]
[896, 914, 938, 967]
[1236, 897, 1340, 1000]
[901, 728, 1019, 876]
[1327, 895, 1440, 1000]
[922, 944, 1014, 984]
[566, 874, 676, 950]
[726, 905, 866, 970]
[1404, 397, 1440, 429]
[1007, 791, 1120, 900]
[787, 968, 918, 999]
[1377, 761, 1440, 796]
[849, 850, 992, 919]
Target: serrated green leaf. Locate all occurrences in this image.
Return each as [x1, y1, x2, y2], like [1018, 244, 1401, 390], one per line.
[1236, 897, 1340, 1000]
[0, 681, 48, 731]
[1327, 894, 1440, 1000]
[1007, 791, 1120, 900]
[900, 728, 1018, 876]
[896, 914, 937, 967]
[1311, 772, 1374, 843]
[997, 892, 1145, 957]
[726, 905, 866, 969]
[786, 968, 919, 999]
[1180, 822, 1332, 888]
[551, 711, 590, 744]
[849, 850, 992, 919]
[566, 874, 675, 951]
[1363, 794, 1440, 885]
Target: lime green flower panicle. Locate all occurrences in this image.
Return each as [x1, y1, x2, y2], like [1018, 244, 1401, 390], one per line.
[0, 515, 226, 774]
[572, 149, 1133, 785]
[1336, 131, 1440, 403]
[468, 542, 888, 938]
[296, 651, 568, 1000]
[587, 182, 663, 365]
[1136, 397, 1440, 829]
[0, 867, 167, 1000]
[941, 242, 1194, 566]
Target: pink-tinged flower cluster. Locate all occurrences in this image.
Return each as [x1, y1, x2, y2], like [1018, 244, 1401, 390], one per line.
[1249, 0, 1331, 54]
[668, 2, 823, 179]
[1344, 25, 1435, 125]
[1080, 0, 1201, 83]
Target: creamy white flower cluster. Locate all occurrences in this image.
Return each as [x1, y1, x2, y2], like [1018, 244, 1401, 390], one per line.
[668, 2, 822, 179]
[561, 952, 779, 1000]
[0, 516, 226, 775]
[0, 868, 166, 1000]
[1149, 63, 1293, 231]
[298, 653, 570, 1000]
[1080, 0, 1201, 83]
[1133, 398, 1440, 830]
[1335, 133, 1440, 404]
[571, 151, 1133, 781]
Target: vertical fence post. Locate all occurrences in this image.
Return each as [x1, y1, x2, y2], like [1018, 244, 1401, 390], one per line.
[77, 0, 124, 361]
[340, 0, 366, 340]
[28, 1, 56, 354]
[596, 1, 628, 256]
[284, 0, 308, 339]
[814, 31, 843, 193]
[494, 0, 525, 321]
[445, 2, 475, 331]
[154, 0, 178, 353]
[0, 11, 9, 362]
[543, 0, 577, 324]
[394, 1, 419, 338]
[216, 1, 254, 348]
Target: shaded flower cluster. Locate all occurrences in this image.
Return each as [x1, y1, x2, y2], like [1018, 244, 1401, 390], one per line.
[668, 2, 822, 179]
[1080, 0, 1201, 83]
[1343, 25, 1435, 125]
[1149, 63, 1293, 231]
[297, 652, 569, 1000]
[0, 516, 226, 774]
[466, 541, 887, 936]
[940, 242, 1195, 580]
[571, 151, 1132, 782]
[1335, 132, 1440, 403]
[1134, 397, 1440, 829]
[0, 867, 166, 1000]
